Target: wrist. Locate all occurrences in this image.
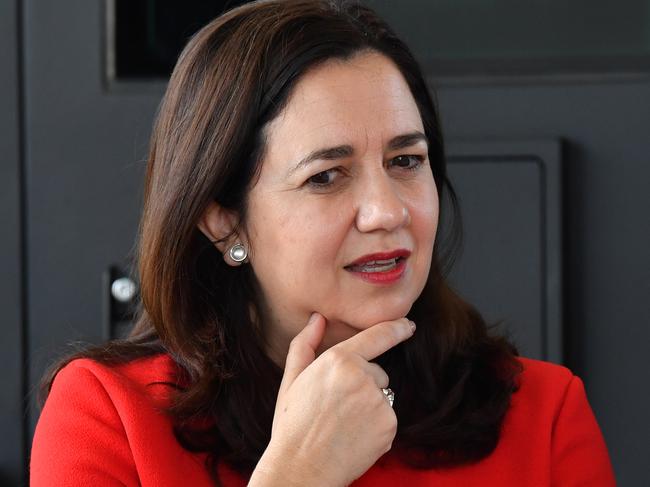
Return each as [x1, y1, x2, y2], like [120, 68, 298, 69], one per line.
[248, 446, 296, 487]
[249, 443, 336, 487]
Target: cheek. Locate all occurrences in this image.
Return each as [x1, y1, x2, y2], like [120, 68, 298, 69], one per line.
[246, 196, 348, 280]
[409, 179, 439, 243]
[406, 181, 438, 291]
[421, 194, 439, 242]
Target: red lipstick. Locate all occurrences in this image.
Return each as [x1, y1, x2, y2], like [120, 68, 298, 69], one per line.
[344, 249, 411, 285]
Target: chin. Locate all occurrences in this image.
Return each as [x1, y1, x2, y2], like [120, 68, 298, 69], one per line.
[345, 297, 415, 330]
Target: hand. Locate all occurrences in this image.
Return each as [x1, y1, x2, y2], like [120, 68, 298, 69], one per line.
[260, 313, 415, 486]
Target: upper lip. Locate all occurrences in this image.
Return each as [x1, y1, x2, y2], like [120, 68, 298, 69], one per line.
[345, 249, 411, 267]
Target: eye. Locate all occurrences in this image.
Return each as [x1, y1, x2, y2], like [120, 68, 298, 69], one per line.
[390, 155, 425, 170]
[306, 168, 340, 187]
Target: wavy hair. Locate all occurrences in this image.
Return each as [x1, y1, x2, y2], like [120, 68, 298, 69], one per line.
[40, 0, 522, 484]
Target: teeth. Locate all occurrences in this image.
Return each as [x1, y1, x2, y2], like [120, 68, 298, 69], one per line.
[360, 261, 397, 272]
[348, 257, 400, 273]
[358, 258, 396, 267]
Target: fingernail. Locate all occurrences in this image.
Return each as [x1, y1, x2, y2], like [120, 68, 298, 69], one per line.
[409, 320, 416, 333]
[308, 312, 319, 325]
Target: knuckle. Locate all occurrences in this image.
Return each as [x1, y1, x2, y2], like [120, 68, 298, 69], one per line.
[287, 337, 299, 353]
[388, 413, 398, 431]
[288, 333, 303, 350]
[381, 370, 390, 385]
[385, 441, 394, 454]
[324, 348, 348, 368]
[371, 332, 393, 353]
[381, 411, 398, 434]
[387, 322, 404, 342]
[396, 318, 411, 336]
[368, 364, 389, 387]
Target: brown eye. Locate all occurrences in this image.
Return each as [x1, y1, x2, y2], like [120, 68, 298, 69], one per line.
[307, 168, 339, 187]
[391, 155, 424, 169]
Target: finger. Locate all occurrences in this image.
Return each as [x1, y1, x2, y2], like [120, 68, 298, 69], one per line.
[334, 318, 415, 362]
[361, 361, 390, 389]
[277, 312, 326, 400]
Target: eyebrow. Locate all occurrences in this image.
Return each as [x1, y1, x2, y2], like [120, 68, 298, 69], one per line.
[287, 131, 429, 177]
[387, 131, 429, 152]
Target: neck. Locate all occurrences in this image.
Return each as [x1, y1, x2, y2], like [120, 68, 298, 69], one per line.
[263, 316, 359, 369]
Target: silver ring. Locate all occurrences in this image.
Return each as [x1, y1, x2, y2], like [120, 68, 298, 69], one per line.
[381, 387, 394, 407]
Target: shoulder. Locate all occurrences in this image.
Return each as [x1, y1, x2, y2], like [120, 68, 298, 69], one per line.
[31, 353, 187, 485]
[516, 355, 572, 377]
[58, 352, 179, 384]
[35, 352, 182, 438]
[56, 353, 180, 393]
[505, 356, 579, 432]
[515, 356, 575, 394]
[506, 356, 605, 448]
[509, 358, 616, 484]
[46, 353, 181, 411]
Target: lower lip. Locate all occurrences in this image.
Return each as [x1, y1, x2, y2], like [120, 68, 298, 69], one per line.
[345, 258, 407, 285]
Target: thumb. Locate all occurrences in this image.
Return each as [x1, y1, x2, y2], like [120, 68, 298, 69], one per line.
[277, 312, 326, 399]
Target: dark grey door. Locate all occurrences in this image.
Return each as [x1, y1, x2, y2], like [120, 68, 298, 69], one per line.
[23, 0, 161, 450]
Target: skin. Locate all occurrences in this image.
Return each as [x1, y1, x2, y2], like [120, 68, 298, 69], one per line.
[198, 50, 438, 485]
[253, 313, 416, 486]
[199, 50, 439, 367]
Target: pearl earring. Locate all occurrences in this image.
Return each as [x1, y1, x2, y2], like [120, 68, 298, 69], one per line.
[228, 243, 247, 263]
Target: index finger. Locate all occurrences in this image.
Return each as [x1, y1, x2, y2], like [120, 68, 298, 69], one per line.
[332, 318, 415, 361]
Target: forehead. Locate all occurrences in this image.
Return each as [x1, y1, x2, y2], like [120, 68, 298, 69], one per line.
[261, 51, 424, 169]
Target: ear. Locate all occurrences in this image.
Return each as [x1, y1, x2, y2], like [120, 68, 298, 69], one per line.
[197, 201, 248, 265]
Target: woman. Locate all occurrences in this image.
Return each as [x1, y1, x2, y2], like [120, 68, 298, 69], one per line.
[30, 1, 616, 485]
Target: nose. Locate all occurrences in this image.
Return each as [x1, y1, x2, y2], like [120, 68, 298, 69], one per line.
[355, 174, 411, 233]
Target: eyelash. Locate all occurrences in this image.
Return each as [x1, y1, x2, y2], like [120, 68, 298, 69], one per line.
[306, 155, 425, 188]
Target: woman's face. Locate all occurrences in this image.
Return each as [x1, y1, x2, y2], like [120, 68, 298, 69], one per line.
[244, 50, 439, 363]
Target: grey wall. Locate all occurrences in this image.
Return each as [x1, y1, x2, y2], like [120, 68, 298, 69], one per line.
[435, 79, 650, 486]
[1, 1, 648, 485]
[0, 0, 25, 485]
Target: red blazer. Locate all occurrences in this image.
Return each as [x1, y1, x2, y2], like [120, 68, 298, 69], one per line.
[30, 354, 616, 486]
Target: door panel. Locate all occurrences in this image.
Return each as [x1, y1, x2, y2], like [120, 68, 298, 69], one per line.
[24, 1, 163, 437]
[445, 139, 563, 363]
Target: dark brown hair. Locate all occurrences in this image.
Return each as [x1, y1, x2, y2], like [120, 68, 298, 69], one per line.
[40, 0, 522, 484]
